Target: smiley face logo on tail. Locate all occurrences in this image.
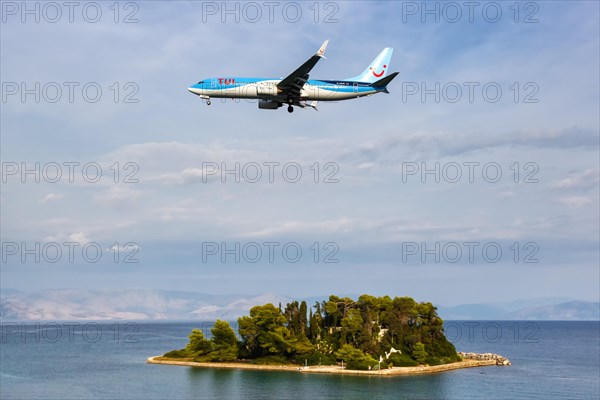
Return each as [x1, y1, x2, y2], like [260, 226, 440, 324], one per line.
[344, 47, 393, 83]
[371, 64, 387, 78]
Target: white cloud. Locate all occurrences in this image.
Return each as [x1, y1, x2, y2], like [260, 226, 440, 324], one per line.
[92, 186, 147, 206]
[559, 196, 594, 208]
[242, 217, 357, 238]
[68, 232, 91, 244]
[1, 1, 598, 304]
[41, 193, 63, 203]
[154, 199, 210, 221]
[551, 169, 599, 191]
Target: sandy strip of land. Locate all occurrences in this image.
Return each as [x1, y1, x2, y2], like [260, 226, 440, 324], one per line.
[147, 356, 498, 376]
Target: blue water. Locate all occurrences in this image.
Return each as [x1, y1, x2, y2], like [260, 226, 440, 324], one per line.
[1, 321, 598, 399]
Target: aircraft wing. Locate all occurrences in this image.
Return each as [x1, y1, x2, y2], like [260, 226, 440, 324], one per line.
[277, 40, 329, 100]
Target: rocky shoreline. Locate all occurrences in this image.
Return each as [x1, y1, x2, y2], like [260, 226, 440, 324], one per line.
[458, 352, 511, 366]
[147, 352, 511, 376]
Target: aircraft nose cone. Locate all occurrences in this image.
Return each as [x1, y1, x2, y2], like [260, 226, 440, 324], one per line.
[188, 87, 201, 96]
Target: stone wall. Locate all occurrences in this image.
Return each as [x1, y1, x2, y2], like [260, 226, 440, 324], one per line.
[458, 352, 511, 365]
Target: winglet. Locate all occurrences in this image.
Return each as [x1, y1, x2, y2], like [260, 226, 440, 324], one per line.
[317, 40, 329, 59]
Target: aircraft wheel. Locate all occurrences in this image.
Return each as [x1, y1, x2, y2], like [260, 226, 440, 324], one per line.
[207, 100, 211, 106]
[287, 105, 294, 113]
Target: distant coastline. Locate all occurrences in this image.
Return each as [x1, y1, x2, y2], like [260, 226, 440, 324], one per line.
[147, 353, 509, 376]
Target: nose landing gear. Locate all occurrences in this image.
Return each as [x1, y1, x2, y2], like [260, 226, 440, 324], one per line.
[200, 95, 211, 106]
[287, 105, 294, 113]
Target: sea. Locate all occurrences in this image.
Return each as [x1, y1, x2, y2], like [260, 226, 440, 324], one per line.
[1, 321, 598, 399]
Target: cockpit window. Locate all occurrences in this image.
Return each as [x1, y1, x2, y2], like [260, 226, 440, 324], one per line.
[197, 81, 204, 84]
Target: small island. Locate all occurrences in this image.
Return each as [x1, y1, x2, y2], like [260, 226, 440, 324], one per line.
[148, 294, 510, 375]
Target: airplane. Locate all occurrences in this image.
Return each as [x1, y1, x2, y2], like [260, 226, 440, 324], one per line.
[187, 40, 399, 113]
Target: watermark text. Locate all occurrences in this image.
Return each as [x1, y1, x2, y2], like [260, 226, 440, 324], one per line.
[401, 241, 539, 263]
[2, 82, 140, 104]
[1, 322, 139, 343]
[2, 162, 139, 184]
[201, 241, 339, 263]
[2, 241, 140, 264]
[401, 162, 539, 184]
[1, 1, 139, 23]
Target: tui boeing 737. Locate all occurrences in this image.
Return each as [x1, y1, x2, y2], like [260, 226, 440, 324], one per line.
[187, 40, 399, 113]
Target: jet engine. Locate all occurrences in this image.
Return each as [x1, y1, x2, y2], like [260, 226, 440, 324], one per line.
[258, 100, 282, 110]
[256, 85, 279, 96]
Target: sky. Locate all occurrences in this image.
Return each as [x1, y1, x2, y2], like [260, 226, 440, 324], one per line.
[1, 1, 599, 306]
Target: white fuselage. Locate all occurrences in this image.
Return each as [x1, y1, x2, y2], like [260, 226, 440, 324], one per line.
[188, 78, 380, 102]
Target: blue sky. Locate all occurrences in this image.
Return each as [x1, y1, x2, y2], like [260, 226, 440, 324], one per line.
[1, 1, 598, 306]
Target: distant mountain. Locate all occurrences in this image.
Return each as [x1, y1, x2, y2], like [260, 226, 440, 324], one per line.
[1, 289, 598, 321]
[436, 304, 507, 320]
[438, 298, 599, 320]
[0, 289, 291, 321]
[503, 301, 600, 320]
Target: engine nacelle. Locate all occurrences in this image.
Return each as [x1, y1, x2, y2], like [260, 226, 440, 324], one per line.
[258, 100, 282, 110]
[257, 84, 279, 96]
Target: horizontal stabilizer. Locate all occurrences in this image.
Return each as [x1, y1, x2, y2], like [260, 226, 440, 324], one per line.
[371, 72, 399, 90]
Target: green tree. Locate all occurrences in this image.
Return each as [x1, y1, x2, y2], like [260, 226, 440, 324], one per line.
[209, 320, 238, 361]
[284, 301, 301, 336]
[341, 308, 364, 345]
[324, 297, 342, 327]
[357, 294, 380, 343]
[335, 344, 377, 370]
[412, 342, 428, 365]
[238, 315, 259, 354]
[299, 301, 308, 335]
[323, 296, 355, 327]
[335, 343, 364, 362]
[171, 294, 458, 366]
[308, 304, 322, 343]
[238, 304, 291, 357]
[186, 329, 212, 357]
[289, 333, 315, 361]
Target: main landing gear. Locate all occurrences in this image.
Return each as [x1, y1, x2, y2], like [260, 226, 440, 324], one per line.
[287, 105, 294, 113]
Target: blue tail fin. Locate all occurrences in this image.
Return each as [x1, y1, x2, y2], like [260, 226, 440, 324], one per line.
[346, 47, 394, 83]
